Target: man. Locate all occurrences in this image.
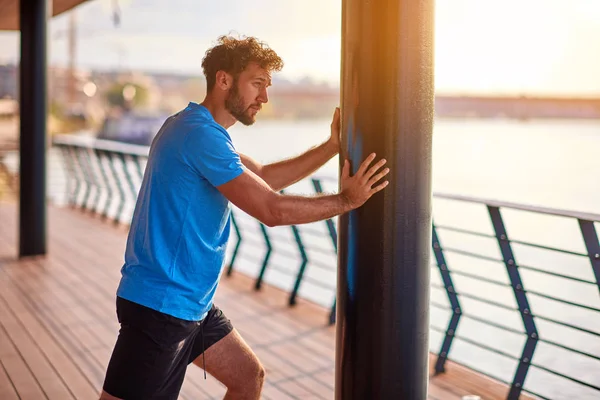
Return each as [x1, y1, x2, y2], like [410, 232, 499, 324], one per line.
[100, 35, 389, 400]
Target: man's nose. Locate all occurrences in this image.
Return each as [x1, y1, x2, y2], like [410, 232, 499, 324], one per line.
[258, 87, 269, 104]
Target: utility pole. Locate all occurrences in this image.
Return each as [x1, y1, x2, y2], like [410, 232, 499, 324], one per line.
[67, 11, 77, 106]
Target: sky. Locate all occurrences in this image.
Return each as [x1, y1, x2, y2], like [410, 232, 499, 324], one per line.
[1, 0, 599, 96]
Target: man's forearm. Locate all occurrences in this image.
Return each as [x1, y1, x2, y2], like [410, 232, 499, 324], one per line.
[262, 140, 337, 191]
[266, 192, 350, 226]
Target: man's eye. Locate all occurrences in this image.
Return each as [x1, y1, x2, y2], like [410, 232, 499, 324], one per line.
[253, 82, 261, 87]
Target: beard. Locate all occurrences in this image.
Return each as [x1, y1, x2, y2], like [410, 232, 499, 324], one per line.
[225, 82, 258, 126]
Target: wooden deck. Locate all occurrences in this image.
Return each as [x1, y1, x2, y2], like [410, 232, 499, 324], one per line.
[0, 202, 519, 399]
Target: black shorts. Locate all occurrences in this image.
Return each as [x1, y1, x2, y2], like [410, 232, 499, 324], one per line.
[102, 297, 233, 399]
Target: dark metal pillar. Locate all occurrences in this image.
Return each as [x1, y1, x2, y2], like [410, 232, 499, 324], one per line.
[19, 0, 48, 256]
[336, 0, 435, 398]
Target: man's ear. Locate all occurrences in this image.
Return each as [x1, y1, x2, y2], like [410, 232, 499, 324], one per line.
[215, 71, 233, 91]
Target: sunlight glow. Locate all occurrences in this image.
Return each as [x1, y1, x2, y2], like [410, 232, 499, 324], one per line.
[0, 0, 598, 95]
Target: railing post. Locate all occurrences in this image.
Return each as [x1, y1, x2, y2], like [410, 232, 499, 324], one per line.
[82, 147, 102, 213]
[118, 153, 139, 206]
[75, 147, 95, 211]
[311, 179, 339, 252]
[226, 212, 242, 276]
[105, 152, 127, 225]
[65, 145, 84, 208]
[132, 154, 145, 180]
[312, 178, 339, 324]
[254, 223, 273, 290]
[57, 145, 77, 206]
[289, 224, 309, 306]
[488, 206, 538, 399]
[431, 222, 461, 374]
[94, 150, 114, 220]
[67, 146, 85, 208]
[578, 220, 600, 295]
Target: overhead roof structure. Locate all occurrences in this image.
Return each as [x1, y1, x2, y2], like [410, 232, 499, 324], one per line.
[0, 0, 87, 30]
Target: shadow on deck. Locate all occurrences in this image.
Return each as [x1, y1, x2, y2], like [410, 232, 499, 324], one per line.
[0, 203, 521, 399]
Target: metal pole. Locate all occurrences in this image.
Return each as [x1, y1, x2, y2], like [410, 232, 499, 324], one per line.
[19, 0, 48, 257]
[336, 0, 435, 398]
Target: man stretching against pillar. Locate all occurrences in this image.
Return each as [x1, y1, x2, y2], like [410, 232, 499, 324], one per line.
[100, 34, 389, 400]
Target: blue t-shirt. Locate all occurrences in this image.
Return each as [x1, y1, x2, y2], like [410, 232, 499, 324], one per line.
[116, 103, 244, 321]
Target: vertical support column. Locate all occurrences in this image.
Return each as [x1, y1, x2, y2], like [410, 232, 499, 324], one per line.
[19, 0, 49, 257]
[336, 0, 435, 398]
[488, 206, 537, 399]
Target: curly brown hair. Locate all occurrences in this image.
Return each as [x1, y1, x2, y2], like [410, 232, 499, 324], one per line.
[201, 35, 284, 91]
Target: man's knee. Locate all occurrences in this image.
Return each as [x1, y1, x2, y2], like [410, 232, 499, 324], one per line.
[246, 359, 266, 387]
[256, 362, 266, 383]
[231, 359, 266, 391]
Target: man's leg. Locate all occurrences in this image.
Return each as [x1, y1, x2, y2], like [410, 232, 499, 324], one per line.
[192, 329, 265, 400]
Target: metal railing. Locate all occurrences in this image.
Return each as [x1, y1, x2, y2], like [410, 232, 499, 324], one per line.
[429, 195, 600, 400]
[52, 134, 600, 400]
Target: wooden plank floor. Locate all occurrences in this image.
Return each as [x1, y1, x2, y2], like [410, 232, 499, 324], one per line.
[0, 202, 522, 400]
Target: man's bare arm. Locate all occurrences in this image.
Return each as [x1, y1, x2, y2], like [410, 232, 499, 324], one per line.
[218, 153, 389, 227]
[237, 107, 341, 191]
[238, 140, 336, 192]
